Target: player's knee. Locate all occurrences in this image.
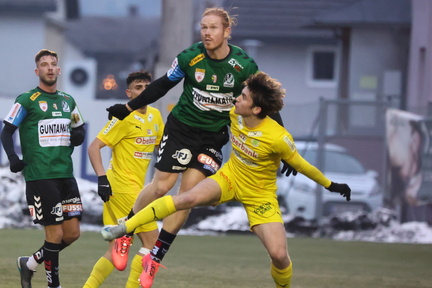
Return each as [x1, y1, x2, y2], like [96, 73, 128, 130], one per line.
[63, 230, 80, 244]
[178, 193, 200, 208]
[269, 250, 289, 266]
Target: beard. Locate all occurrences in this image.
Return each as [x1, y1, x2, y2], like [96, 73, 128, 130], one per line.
[40, 76, 57, 87]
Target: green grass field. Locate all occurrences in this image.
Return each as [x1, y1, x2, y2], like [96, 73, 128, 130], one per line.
[1, 229, 431, 288]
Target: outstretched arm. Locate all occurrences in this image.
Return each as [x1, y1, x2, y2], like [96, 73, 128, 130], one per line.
[284, 152, 351, 201]
[107, 74, 180, 120]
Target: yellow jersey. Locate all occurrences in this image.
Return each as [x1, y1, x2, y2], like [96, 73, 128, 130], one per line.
[97, 107, 164, 194]
[226, 107, 331, 199]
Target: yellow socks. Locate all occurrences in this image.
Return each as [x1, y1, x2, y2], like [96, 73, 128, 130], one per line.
[126, 196, 177, 233]
[271, 261, 293, 288]
[83, 257, 115, 288]
[126, 254, 144, 288]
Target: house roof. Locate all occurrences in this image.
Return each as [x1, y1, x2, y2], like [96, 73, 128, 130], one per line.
[312, 0, 411, 27]
[223, 0, 361, 41]
[65, 16, 160, 58]
[222, 0, 411, 41]
[0, 0, 56, 15]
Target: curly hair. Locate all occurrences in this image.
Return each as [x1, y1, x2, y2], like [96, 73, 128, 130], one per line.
[243, 72, 285, 119]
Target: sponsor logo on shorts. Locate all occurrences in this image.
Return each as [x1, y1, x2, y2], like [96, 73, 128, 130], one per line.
[62, 204, 83, 213]
[219, 171, 232, 191]
[51, 203, 64, 217]
[63, 197, 81, 204]
[172, 148, 192, 165]
[253, 202, 275, 216]
[172, 165, 187, 171]
[207, 148, 223, 161]
[198, 154, 220, 173]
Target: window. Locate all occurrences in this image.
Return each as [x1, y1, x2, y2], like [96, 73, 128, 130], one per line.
[307, 46, 338, 87]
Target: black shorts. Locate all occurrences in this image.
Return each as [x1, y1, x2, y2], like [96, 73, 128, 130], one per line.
[26, 178, 83, 226]
[155, 113, 229, 176]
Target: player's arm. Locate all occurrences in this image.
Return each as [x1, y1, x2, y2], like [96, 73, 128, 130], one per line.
[268, 112, 298, 177]
[107, 74, 181, 120]
[284, 151, 351, 201]
[88, 137, 112, 202]
[1, 121, 25, 172]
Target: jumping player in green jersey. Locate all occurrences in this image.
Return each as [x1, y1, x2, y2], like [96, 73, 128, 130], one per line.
[106, 7, 294, 288]
[83, 71, 164, 288]
[102, 72, 351, 288]
[1, 49, 86, 288]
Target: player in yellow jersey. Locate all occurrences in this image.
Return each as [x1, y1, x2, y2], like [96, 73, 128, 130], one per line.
[101, 72, 351, 288]
[83, 71, 164, 288]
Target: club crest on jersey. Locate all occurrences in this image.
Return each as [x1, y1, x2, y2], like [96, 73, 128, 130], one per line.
[62, 101, 70, 112]
[223, 73, 234, 88]
[195, 68, 205, 83]
[39, 101, 48, 112]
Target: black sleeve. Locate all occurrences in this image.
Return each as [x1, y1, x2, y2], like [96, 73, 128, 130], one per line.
[1, 121, 18, 158]
[128, 74, 180, 110]
[269, 112, 284, 127]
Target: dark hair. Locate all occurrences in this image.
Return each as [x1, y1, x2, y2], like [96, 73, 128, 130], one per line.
[244, 72, 285, 119]
[126, 70, 152, 87]
[35, 49, 58, 63]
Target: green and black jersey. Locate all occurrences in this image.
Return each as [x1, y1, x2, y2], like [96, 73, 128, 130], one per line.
[3, 87, 85, 181]
[167, 42, 258, 132]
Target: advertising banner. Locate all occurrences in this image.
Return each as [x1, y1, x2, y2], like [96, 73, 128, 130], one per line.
[386, 109, 432, 223]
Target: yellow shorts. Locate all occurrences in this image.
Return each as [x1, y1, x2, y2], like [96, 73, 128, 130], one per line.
[210, 165, 283, 229]
[102, 192, 158, 233]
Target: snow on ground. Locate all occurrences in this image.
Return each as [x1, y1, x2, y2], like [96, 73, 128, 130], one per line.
[1, 166, 432, 244]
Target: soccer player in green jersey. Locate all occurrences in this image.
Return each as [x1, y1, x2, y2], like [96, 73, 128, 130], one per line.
[83, 71, 164, 288]
[1, 49, 86, 288]
[106, 7, 295, 287]
[106, 7, 260, 287]
[102, 72, 351, 288]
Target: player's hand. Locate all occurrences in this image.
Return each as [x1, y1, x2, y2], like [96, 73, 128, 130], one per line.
[326, 182, 351, 201]
[106, 104, 130, 120]
[98, 175, 112, 202]
[70, 128, 85, 146]
[8, 154, 25, 173]
[281, 160, 298, 177]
